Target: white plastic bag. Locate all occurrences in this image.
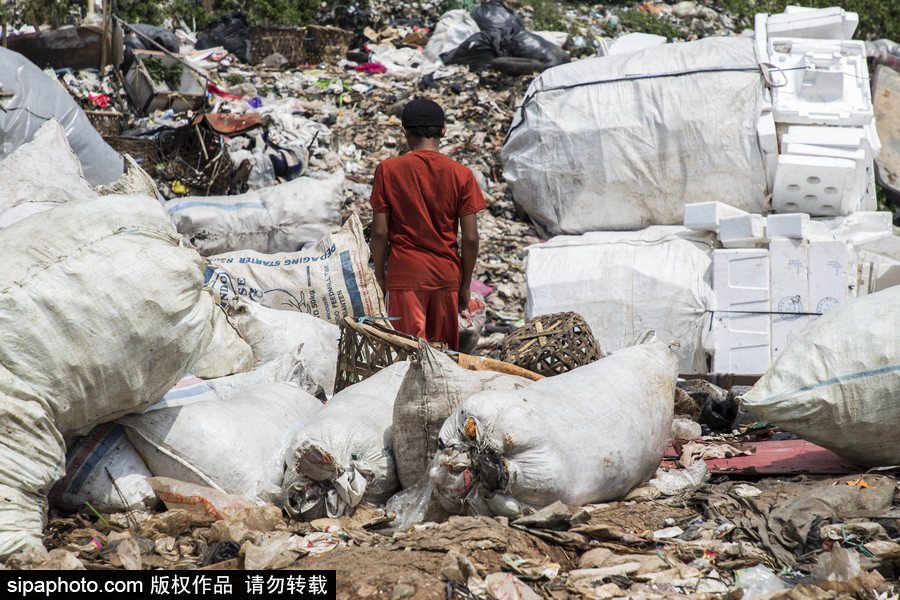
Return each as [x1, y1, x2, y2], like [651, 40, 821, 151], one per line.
[121, 382, 324, 505]
[166, 172, 343, 256]
[205, 213, 387, 323]
[525, 227, 715, 373]
[284, 362, 411, 519]
[741, 286, 900, 466]
[501, 36, 767, 235]
[225, 297, 340, 395]
[393, 340, 531, 489]
[431, 341, 677, 516]
[424, 10, 481, 63]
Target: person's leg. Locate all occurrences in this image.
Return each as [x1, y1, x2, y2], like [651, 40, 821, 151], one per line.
[423, 289, 460, 351]
[388, 290, 427, 339]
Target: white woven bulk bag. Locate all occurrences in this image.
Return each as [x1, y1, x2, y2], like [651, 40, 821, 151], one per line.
[206, 213, 386, 323]
[166, 172, 343, 256]
[120, 382, 324, 505]
[0, 193, 252, 558]
[431, 341, 677, 516]
[225, 297, 340, 395]
[284, 362, 411, 519]
[741, 286, 900, 466]
[393, 340, 531, 490]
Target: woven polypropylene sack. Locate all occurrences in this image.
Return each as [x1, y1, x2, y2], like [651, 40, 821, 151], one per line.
[431, 341, 677, 516]
[394, 340, 531, 490]
[0, 193, 252, 559]
[741, 286, 900, 467]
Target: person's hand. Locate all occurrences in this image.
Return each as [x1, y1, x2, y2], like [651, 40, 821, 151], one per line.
[458, 283, 470, 312]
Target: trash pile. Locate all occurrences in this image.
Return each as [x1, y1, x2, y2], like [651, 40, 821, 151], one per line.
[0, 2, 899, 599]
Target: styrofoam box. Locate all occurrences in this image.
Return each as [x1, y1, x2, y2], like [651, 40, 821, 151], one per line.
[769, 239, 811, 360]
[683, 201, 749, 232]
[770, 40, 872, 126]
[767, 213, 811, 239]
[755, 13, 769, 63]
[808, 240, 857, 317]
[711, 249, 771, 375]
[719, 214, 767, 248]
[772, 154, 859, 216]
[783, 124, 870, 153]
[767, 7, 858, 41]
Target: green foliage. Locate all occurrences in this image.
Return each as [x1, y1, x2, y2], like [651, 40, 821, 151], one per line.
[142, 56, 184, 85]
[116, 0, 166, 25]
[520, 0, 567, 32]
[224, 73, 244, 85]
[716, 0, 900, 42]
[611, 8, 685, 41]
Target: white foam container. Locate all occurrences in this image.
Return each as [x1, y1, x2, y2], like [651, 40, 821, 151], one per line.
[808, 240, 857, 316]
[769, 40, 872, 126]
[767, 7, 858, 41]
[769, 238, 811, 360]
[710, 249, 771, 375]
[772, 154, 859, 216]
[719, 214, 767, 248]
[683, 201, 750, 232]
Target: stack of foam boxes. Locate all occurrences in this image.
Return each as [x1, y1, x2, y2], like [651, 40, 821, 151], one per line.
[678, 7, 895, 376]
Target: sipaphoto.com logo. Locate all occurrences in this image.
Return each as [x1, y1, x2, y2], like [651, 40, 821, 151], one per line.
[7, 576, 141, 597]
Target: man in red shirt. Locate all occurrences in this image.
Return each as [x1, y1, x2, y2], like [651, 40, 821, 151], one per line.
[369, 98, 487, 351]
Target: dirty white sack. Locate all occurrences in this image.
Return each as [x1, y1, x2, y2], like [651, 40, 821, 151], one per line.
[431, 341, 677, 516]
[424, 10, 480, 63]
[741, 286, 900, 466]
[0, 119, 96, 216]
[166, 171, 343, 256]
[502, 36, 767, 235]
[284, 362, 411, 519]
[0, 193, 252, 559]
[525, 227, 715, 373]
[205, 213, 386, 322]
[121, 382, 324, 506]
[49, 423, 159, 513]
[393, 340, 531, 490]
[225, 297, 340, 395]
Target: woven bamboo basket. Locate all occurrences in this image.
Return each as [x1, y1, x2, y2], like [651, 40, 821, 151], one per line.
[499, 312, 604, 376]
[334, 317, 543, 393]
[250, 26, 302, 64]
[297, 25, 351, 65]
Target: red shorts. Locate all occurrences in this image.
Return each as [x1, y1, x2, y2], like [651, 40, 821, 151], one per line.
[388, 289, 459, 351]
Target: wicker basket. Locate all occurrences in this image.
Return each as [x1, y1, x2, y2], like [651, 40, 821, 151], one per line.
[250, 25, 351, 66]
[334, 317, 543, 393]
[86, 110, 126, 137]
[499, 312, 604, 376]
[103, 135, 164, 178]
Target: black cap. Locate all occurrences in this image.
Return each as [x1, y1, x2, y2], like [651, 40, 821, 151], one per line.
[401, 98, 445, 128]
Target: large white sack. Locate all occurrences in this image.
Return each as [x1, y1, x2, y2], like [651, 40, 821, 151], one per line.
[120, 382, 324, 506]
[0, 46, 123, 185]
[166, 171, 343, 256]
[0, 119, 96, 214]
[431, 341, 677, 516]
[284, 362, 411, 519]
[393, 340, 532, 490]
[741, 286, 900, 466]
[206, 213, 387, 322]
[526, 227, 714, 373]
[0, 194, 252, 558]
[49, 423, 159, 513]
[149, 346, 326, 412]
[501, 36, 767, 235]
[225, 297, 340, 395]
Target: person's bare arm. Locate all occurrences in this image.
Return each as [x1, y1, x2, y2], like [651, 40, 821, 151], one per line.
[458, 212, 480, 311]
[371, 211, 390, 294]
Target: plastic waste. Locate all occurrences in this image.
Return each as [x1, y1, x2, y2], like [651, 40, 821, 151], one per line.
[734, 564, 789, 598]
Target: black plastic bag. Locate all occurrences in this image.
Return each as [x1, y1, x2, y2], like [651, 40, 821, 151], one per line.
[125, 24, 181, 53]
[440, 31, 503, 71]
[505, 30, 569, 68]
[471, 1, 525, 38]
[196, 12, 250, 64]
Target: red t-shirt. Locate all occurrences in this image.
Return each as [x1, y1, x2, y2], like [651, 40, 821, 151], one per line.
[370, 150, 487, 291]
